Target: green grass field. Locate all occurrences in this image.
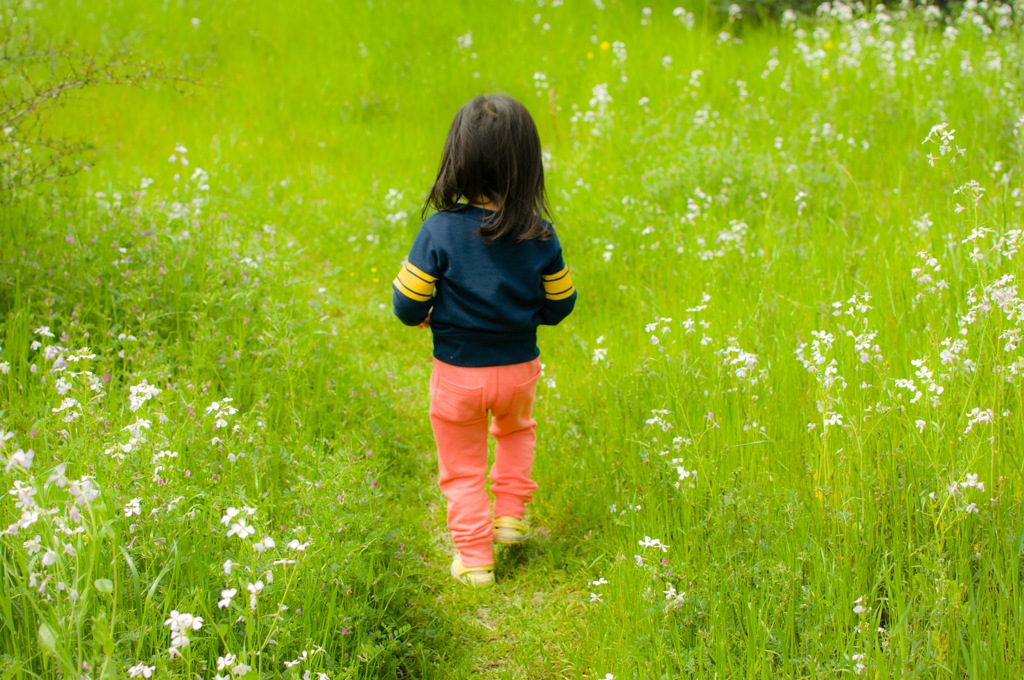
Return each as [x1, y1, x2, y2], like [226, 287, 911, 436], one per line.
[3, 0, 1024, 676]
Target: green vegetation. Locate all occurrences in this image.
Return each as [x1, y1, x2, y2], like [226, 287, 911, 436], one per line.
[2, 0, 1024, 677]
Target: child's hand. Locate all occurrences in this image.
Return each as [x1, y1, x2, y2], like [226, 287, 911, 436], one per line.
[417, 308, 432, 329]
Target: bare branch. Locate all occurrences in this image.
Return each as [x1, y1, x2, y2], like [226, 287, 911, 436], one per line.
[0, 2, 201, 197]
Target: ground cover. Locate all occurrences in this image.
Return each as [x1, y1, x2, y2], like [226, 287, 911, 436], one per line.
[3, 0, 1024, 676]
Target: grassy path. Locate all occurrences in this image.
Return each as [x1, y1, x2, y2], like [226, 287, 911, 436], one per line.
[367, 332, 595, 678]
[305, 273, 598, 677]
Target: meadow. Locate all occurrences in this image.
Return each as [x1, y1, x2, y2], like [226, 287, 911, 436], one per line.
[2, 0, 1024, 677]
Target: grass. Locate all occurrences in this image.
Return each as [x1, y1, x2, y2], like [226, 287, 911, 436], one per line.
[2, 0, 1024, 677]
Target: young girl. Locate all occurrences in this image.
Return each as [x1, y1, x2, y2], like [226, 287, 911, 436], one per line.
[392, 95, 576, 587]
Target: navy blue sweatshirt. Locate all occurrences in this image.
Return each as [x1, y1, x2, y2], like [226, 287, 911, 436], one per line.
[392, 205, 576, 367]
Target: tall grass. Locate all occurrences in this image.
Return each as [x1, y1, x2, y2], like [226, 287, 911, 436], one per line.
[3, 0, 1024, 676]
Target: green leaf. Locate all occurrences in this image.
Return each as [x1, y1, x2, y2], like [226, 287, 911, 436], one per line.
[38, 622, 57, 654]
[92, 610, 115, 657]
[94, 578, 114, 594]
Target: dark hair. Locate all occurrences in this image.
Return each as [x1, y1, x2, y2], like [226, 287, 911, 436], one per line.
[423, 95, 552, 242]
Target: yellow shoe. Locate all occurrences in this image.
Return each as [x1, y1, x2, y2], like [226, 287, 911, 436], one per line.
[450, 556, 494, 587]
[493, 516, 531, 545]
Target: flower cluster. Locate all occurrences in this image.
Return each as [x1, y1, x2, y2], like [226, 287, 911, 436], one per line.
[164, 610, 203, 656]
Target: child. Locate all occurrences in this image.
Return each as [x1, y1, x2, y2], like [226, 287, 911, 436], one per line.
[392, 95, 576, 587]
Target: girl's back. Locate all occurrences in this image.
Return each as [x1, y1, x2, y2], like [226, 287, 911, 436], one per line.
[397, 204, 572, 367]
[391, 93, 575, 588]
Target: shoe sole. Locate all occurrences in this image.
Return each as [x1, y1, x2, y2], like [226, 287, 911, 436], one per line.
[451, 571, 494, 587]
[493, 517, 530, 545]
[450, 561, 494, 587]
[493, 533, 530, 545]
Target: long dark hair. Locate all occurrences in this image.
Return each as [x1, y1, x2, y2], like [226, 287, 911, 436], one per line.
[423, 95, 552, 242]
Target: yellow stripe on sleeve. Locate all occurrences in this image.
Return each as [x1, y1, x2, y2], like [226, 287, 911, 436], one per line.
[405, 261, 438, 283]
[543, 269, 574, 299]
[546, 284, 576, 301]
[397, 267, 434, 297]
[393, 276, 432, 302]
[542, 265, 569, 282]
[393, 260, 437, 302]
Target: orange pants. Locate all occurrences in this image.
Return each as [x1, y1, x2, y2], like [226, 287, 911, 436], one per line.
[429, 357, 542, 567]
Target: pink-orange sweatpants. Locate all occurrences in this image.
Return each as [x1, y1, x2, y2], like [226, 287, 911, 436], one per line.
[429, 357, 542, 567]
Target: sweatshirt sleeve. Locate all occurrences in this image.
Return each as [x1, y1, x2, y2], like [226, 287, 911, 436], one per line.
[539, 236, 577, 326]
[392, 226, 439, 326]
